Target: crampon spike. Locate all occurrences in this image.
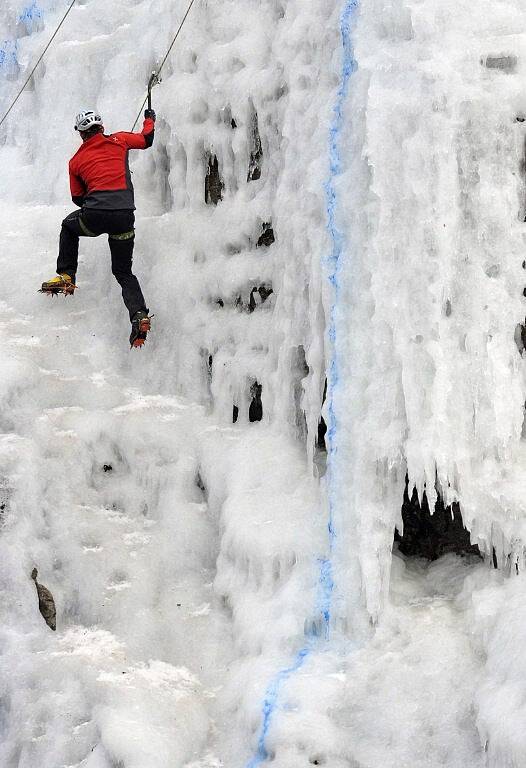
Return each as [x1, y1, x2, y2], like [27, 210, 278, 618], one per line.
[130, 315, 152, 350]
[38, 283, 77, 297]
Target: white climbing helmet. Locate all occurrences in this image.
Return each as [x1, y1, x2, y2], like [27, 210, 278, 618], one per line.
[74, 109, 103, 132]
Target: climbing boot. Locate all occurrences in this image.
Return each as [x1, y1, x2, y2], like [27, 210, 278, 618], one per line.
[40, 273, 76, 296]
[130, 310, 151, 349]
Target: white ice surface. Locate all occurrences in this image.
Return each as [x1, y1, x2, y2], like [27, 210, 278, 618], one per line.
[1, 0, 526, 766]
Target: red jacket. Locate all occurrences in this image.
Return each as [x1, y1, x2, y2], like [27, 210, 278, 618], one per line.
[69, 118, 155, 210]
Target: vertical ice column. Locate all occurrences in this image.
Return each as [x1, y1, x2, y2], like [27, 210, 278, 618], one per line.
[324, 0, 397, 636]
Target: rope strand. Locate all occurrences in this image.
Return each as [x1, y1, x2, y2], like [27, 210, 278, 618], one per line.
[0, 0, 78, 130]
[131, 0, 199, 131]
[0, 0, 199, 132]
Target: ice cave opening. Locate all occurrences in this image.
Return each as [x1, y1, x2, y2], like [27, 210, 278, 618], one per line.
[395, 479, 482, 562]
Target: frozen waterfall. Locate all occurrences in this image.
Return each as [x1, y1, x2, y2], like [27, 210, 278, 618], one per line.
[1, 0, 526, 766]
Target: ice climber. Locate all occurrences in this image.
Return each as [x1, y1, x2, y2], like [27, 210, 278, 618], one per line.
[41, 108, 156, 348]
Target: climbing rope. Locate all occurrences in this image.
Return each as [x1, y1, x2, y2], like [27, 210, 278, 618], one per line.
[0, 0, 78, 130]
[0, 0, 198, 132]
[130, 0, 199, 131]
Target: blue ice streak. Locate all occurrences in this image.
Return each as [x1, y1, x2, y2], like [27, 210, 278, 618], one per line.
[246, 648, 310, 768]
[324, 0, 358, 570]
[1, 3, 46, 77]
[322, 0, 357, 643]
[245, 2, 358, 766]
[0, 40, 19, 71]
[19, 2, 44, 26]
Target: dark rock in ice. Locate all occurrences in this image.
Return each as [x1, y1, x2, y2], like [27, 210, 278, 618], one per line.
[249, 381, 263, 422]
[481, 54, 517, 72]
[205, 154, 224, 205]
[0, 478, 10, 519]
[247, 106, 263, 182]
[31, 568, 57, 631]
[248, 284, 273, 313]
[317, 417, 327, 451]
[514, 323, 526, 355]
[257, 222, 275, 248]
[196, 471, 206, 493]
[218, 284, 273, 312]
[317, 378, 328, 451]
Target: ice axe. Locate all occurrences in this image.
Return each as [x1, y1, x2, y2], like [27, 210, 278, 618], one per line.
[147, 70, 161, 113]
[131, 69, 161, 130]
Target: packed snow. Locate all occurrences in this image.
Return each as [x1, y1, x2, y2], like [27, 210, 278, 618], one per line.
[1, 0, 526, 766]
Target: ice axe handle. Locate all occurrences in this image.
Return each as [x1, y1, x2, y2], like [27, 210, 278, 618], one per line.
[147, 72, 158, 111]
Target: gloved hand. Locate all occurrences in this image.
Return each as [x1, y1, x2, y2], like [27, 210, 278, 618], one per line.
[144, 109, 156, 121]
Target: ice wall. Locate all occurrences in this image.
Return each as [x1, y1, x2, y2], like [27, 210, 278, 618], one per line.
[2, 0, 526, 765]
[330, 0, 526, 624]
[0, 0, 341, 765]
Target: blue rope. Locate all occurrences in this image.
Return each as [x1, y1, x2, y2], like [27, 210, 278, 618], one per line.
[245, 3, 358, 765]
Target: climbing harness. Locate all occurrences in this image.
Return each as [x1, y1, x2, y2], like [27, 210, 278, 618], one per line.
[0, 0, 78, 130]
[130, 0, 199, 131]
[109, 230, 135, 241]
[77, 217, 134, 240]
[78, 217, 97, 237]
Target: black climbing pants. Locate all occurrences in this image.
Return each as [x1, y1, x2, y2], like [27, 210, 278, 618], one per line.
[57, 209, 147, 321]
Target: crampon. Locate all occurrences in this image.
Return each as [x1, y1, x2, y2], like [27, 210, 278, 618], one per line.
[130, 312, 152, 349]
[39, 275, 77, 297]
